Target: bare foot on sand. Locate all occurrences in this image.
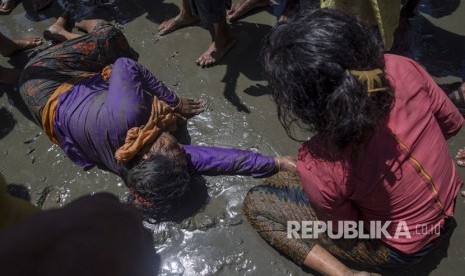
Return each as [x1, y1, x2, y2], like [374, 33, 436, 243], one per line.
[0, 65, 20, 85]
[44, 25, 67, 42]
[44, 15, 80, 42]
[158, 14, 199, 36]
[0, 37, 42, 57]
[227, 0, 270, 22]
[195, 37, 237, 67]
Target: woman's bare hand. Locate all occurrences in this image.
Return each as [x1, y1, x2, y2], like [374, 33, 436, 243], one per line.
[275, 156, 297, 172]
[175, 97, 206, 117]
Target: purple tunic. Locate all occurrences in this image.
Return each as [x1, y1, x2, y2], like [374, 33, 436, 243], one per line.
[53, 58, 276, 178]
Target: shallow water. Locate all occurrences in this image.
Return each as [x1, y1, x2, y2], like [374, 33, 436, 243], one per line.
[0, 0, 464, 275]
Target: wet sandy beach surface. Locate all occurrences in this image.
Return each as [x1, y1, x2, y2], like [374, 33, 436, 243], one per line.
[0, 0, 464, 275]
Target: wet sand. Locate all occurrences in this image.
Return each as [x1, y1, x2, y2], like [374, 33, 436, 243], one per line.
[0, 0, 464, 275]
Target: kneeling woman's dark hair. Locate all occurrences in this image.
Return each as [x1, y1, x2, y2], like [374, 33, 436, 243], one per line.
[263, 8, 394, 158]
[126, 153, 190, 219]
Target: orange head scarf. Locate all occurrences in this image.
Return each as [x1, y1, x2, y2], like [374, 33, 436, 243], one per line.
[114, 97, 186, 162]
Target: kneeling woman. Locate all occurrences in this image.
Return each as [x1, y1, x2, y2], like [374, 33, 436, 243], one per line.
[20, 15, 294, 219]
[243, 9, 463, 275]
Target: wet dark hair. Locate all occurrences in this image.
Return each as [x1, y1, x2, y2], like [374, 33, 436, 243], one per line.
[263, 8, 394, 159]
[126, 152, 190, 220]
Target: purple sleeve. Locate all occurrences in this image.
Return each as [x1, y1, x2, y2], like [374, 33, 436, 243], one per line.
[106, 58, 179, 109]
[183, 145, 278, 178]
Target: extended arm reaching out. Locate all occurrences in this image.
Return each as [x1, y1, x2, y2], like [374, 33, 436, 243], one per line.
[183, 145, 296, 178]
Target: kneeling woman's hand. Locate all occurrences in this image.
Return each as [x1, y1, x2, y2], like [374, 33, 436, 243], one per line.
[275, 156, 297, 172]
[175, 97, 206, 117]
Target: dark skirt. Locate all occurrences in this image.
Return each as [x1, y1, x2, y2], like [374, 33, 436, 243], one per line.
[19, 21, 131, 123]
[243, 171, 395, 268]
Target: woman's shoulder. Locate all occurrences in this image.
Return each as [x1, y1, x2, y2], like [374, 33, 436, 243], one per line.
[384, 54, 420, 73]
[384, 54, 433, 100]
[297, 137, 347, 183]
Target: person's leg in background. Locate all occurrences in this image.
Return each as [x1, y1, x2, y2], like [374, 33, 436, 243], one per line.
[194, 0, 236, 67]
[158, 0, 200, 36]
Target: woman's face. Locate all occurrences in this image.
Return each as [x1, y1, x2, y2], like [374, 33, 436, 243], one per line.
[143, 132, 185, 163]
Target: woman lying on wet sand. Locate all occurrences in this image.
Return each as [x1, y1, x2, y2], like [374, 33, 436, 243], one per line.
[243, 9, 463, 275]
[19, 15, 295, 219]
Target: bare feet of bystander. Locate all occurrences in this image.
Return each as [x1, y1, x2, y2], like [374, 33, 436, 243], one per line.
[195, 36, 236, 67]
[227, 0, 270, 22]
[158, 13, 199, 36]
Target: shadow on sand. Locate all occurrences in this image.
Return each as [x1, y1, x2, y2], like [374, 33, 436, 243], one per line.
[218, 21, 273, 113]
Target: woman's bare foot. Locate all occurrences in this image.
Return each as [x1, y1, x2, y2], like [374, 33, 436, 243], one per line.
[0, 37, 42, 57]
[456, 147, 465, 167]
[195, 37, 237, 67]
[32, 0, 52, 12]
[158, 13, 199, 36]
[227, 0, 270, 22]
[44, 15, 80, 42]
[75, 19, 104, 33]
[44, 21, 69, 42]
[0, 65, 20, 85]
